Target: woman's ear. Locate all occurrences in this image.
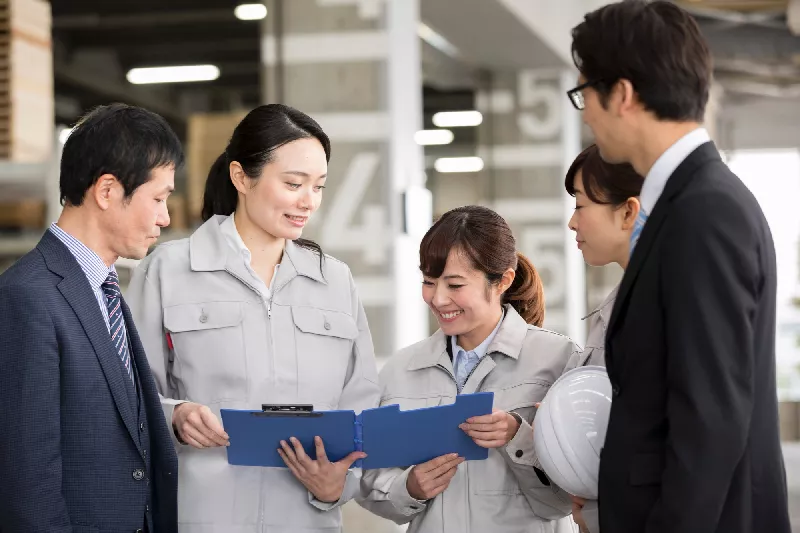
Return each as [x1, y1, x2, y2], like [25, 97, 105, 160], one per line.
[229, 161, 249, 195]
[498, 267, 516, 295]
[620, 196, 641, 231]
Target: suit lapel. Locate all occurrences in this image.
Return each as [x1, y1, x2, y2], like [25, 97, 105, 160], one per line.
[607, 142, 723, 362]
[38, 231, 141, 450]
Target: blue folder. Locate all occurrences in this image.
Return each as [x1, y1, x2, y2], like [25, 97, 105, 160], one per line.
[221, 392, 494, 469]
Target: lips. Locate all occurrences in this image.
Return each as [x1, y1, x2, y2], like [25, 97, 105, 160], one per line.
[438, 309, 463, 322]
[285, 214, 308, 227]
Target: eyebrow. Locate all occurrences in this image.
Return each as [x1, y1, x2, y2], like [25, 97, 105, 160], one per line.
[443, 274, 466, 280]
[282, 170, 327, 179]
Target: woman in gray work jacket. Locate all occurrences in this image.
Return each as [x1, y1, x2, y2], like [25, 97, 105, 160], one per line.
[554, 144, 645, 532]
[126, 104, 380, 533]
[359, 205, 581, 533]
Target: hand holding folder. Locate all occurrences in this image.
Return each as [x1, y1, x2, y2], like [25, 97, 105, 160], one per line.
[220, 392, 494, 469]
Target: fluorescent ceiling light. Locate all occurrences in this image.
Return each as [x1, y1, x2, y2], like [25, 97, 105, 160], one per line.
[417, 22, 459, 58]
[414, 129, 454, 146]
[234, 3, 268, 21]
[127, 65, 220, 85]
[432, 110, 483, 128]
[434, 156, 484, 173]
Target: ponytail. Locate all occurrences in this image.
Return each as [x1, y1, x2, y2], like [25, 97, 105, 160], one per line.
[504, 252, 546, 327]
[201, 152, 238, 221]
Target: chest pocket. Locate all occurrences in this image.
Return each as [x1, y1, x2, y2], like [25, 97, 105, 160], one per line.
[163, 301, 247, 404]
[291, 306, 359, 408]
[470, 381, 550, 495]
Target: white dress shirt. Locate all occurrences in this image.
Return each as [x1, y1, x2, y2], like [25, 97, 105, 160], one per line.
[640, 127, 712, 215]
[219, 214, 279, 300]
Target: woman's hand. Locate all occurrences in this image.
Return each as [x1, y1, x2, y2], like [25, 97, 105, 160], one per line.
[172, 402, 230, 448]
[278, 436, 365, 503]
[571, 495, 590, 533]
[406, 454, 465, 500]
[459, 408, 521, 448]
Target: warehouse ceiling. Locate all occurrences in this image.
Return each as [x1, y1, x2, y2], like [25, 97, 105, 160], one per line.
[50, 0, 800, 138]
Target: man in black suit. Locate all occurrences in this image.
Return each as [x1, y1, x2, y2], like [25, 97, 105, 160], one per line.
[0, 104, 181, 532]
[566, 2, 791, 532]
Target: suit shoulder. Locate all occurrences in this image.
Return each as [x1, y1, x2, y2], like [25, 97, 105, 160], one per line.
[0, 248, 51, 290]
[522, 325, 578, 353]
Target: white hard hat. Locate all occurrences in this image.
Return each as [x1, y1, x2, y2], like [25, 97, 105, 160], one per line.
[533, 365, 612, 500]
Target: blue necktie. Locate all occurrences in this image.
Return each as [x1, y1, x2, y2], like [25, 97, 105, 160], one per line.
[102, 271, 134, 385]
[630, 207, 649, 256]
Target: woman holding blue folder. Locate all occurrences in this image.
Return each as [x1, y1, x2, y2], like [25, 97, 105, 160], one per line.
[360, 205, 580, 532]
[127, 104, 380, 533]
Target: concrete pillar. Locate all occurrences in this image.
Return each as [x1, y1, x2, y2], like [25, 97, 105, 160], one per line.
[475, 68, 586, 343]
[704, 81, 724, 145]
[261, 0, 431, 365]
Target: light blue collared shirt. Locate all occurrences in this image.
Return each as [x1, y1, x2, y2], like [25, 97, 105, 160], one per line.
[49, 222, 116, 332]
[451, 311, 504, 393]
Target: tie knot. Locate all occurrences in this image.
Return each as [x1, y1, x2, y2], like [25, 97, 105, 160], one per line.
[102, 271, 120, 296]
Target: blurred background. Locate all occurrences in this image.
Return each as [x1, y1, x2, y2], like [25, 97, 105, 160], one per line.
[1, 0, 800, 530]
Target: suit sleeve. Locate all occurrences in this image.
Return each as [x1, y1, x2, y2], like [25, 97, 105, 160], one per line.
[648, 194, 760, 532]
[126, 258, 186, 451]
[309, 270, 381, 512]
[0, 285, 72, 531]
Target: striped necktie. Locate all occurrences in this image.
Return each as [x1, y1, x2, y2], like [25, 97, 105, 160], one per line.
[630, 207, 649, 256]
[102, 271, 134, 385]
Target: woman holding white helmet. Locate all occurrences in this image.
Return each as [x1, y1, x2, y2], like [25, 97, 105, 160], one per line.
[556, 144, 644, 532]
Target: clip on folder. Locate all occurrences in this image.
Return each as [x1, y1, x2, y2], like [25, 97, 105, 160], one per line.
[221, 392, 494, 469]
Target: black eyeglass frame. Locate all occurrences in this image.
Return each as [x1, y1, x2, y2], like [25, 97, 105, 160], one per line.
[566, 79, 602, 111]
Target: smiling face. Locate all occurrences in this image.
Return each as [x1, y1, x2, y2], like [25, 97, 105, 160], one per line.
[422, 247, 513, 349]
[232, 137, 328, 241]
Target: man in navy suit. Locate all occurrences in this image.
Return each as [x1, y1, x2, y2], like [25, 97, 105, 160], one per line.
[567, 2, 790, 533]
[0, 103, 182, 532]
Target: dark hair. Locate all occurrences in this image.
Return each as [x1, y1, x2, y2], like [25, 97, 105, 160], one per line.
[60, 103, 184, 206]
[565, 144, 644, 206]
[202, 103, 331, 260]
[420, 205, 545, 327]
[571, 0, 712, 122]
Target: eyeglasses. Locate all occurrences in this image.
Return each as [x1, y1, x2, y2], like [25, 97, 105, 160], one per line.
[566, 80, 599, 111]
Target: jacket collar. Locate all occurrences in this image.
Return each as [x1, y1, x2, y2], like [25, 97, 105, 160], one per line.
[189, 215, 326, 285]
[407, 304, 528, 371]
[582, 284, 619, 323]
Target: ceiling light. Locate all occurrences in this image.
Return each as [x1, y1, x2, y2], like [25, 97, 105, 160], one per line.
[235, 3, 268, 20]
[434, 156, 484, 173]
[126, 65, 220, 85]
[414, 129, 454, 146]
[432, 111, 483, 128]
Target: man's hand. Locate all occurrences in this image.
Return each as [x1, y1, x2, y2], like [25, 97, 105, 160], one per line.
[406, 454, 465, 500]
[571, 495, 590, 533]
[172, 402, 230, 448]
[279, 436, 365, 503]
[459, 408, 521, 448]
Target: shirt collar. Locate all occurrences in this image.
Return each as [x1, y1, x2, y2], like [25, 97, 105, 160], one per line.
[219, 213, 252, 261]
[48, 222, 114, 290]
[640, 127, 711, 214]
[451, 309, 505, 359]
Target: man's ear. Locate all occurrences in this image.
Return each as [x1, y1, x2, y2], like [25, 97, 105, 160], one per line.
[91, 174, 121, 211]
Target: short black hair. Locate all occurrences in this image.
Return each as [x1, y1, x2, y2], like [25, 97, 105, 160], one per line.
[571, 0, 712, 122]
[60, 103, 184, 206]
[565, 144, 644, 206]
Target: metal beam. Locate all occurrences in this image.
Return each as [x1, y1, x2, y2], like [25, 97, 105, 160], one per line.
[53, 9, 235, 30]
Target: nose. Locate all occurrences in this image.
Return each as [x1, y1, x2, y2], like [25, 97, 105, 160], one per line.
[298, 187, 313, 211]
[158, 201, 171, 228]
[431, 283, 450, 309]
[568, 210, 578, 232]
